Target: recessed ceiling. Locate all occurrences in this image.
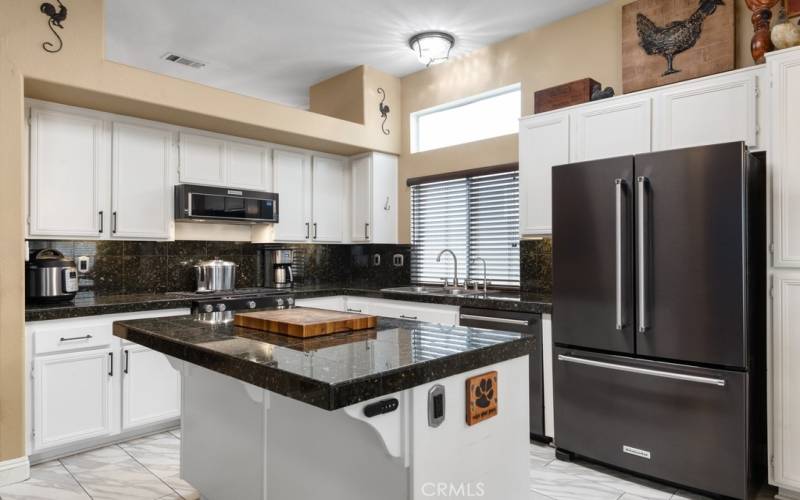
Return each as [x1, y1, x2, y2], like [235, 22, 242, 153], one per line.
[105, 0, 606, 109]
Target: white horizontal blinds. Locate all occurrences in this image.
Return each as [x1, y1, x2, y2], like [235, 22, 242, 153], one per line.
[411, 178, 469, 285]
[411, 171, 519, 287]
[468, 171, 519, 287]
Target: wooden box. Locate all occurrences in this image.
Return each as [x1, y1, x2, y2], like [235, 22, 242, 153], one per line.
[534, 78, 600, 114]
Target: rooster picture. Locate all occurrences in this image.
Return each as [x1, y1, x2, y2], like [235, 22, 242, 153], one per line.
[636, 0, 726, 76]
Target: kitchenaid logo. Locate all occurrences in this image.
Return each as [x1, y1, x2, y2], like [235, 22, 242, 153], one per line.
[421, 482, 485, 497]
[623, 445, 652, 459]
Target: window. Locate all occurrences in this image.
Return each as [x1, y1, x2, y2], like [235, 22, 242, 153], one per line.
[411, 170, 520, 287]
[411, 84, 521, 153]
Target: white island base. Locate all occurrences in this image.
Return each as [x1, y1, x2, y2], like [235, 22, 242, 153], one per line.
[172, 356, 530, 500]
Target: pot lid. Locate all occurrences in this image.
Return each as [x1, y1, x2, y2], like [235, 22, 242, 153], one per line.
[29, 249, 77, 268]
[195, 257, 236, 268]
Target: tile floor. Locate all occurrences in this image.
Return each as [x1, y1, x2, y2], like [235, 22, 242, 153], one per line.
[0, 434, 777, 500]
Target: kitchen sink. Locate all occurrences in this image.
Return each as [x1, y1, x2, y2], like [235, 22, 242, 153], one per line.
[380, 286, 485, 297]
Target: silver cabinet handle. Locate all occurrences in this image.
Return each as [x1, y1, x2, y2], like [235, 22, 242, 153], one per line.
[305, 222, 310, 239]
[60, 334, 92, 342]
[98, 211, 104, 233]
[615, 179, 626, 331]
[347, 308, 362, 313]
[313, 223, 318, 239]
[108, 352, 114, 377]
[558, 354, 725, 387]
[459, 314, 530, 326]
[365, 222, 370, 240]
[112, 211, 118, 234]
[123, 349, 129, 374]
[400, 314, 418, 320]
[636, 176, 649, 334]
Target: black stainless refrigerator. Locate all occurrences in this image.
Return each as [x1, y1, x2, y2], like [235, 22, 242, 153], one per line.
[551, 142, 766, 500]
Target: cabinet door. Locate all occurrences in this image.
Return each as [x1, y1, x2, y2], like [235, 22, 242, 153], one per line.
[111, 122, 173, 239]
[33, 349, 114, 450]
[370, 153, 398, 244]
[311, 156, 344, 243]
[179, 133, 226, 186]
[656, 71, 759, 151]
[122, 345, 180, 430]
[572, 96, 652, 162]
[771, 53, 800, 268]
[29, 108, 105, 237]
[773, 272, 800, 491]
[228, 141, 271, 191]
[351, 156, 372, 242]
[273, 149, 310, 242]
[294, 296, 347, 312]
[519, 114, 569, 236]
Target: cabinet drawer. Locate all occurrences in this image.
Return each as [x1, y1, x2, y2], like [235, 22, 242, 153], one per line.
[33, 321, 113, 355]
[554, 347, 750, 499]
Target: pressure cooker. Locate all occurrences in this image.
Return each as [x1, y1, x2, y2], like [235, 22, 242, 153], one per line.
[26, 249, 79, 303]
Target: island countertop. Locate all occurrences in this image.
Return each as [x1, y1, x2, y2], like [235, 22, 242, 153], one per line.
[113, 311, 535, 411]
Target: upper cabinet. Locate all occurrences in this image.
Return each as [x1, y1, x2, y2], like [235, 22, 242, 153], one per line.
[310, 156, 345, 243]
[29, 108, 105, 237]
[654, 70, 760, 151]
[572, 95, 652, 162]
[111, 122, 173, 239]
[519, 114, 569, 236]
[178, 133, 271, 191]
[273, 149, 312, 242]
[351, 153, 398, 244]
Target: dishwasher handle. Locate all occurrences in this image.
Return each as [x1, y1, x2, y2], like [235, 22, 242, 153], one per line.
[459, 314, 530, 327]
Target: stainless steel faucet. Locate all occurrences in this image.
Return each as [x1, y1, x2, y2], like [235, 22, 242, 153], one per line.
[436, 249, 458, 288]
[470, 257, 488, 293]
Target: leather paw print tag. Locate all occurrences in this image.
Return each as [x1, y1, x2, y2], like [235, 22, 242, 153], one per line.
[466, 371, 498, 425]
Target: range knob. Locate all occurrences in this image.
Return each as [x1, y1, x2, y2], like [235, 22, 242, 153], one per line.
[216, 303, 227, 312]
[202, 304, 213, 313]
[286, 297, 295, 308]
[276, 298, 285, 309]
[247, 300, 257, 309]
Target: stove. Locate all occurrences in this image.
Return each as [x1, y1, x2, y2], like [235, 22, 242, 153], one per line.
[190, 291, 295, 324]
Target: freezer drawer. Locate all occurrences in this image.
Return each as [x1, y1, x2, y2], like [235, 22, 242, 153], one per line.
[554, 347, 751, 499]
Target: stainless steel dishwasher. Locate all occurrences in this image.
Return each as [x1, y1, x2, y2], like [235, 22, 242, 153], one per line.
[459, 307, 546, 441]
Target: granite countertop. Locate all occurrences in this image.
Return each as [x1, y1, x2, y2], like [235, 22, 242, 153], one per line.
[26, 283, 552, 322]
[113, 313, 535, 410]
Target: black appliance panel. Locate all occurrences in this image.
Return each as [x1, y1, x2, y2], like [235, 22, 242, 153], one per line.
[175, 184, 279, 224]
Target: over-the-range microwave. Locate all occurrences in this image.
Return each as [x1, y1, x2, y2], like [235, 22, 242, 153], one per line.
[174, 184, 279, 224]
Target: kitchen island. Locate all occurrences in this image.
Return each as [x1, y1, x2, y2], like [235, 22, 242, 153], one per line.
[113, 312, 534, 500]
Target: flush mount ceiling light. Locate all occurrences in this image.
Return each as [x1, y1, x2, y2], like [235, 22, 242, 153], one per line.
[409, 31, 455, 67]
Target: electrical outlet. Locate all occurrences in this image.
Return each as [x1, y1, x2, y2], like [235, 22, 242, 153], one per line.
[393, 254, 404, 267]
[372, 254, 381, 266]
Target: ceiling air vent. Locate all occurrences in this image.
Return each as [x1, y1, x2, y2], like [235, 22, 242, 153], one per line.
[161, 53, 206, 69]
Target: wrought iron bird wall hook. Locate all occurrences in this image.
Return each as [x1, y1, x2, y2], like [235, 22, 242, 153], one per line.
[40, 0, 68, 53]
[377, 88, 390, 135]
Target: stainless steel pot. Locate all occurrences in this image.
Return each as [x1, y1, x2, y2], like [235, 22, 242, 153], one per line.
[194, 258, 237, 293]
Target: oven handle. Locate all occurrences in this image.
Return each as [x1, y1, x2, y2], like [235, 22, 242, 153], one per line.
[459, 314, 529, 327]
[557, 355, 726, 387]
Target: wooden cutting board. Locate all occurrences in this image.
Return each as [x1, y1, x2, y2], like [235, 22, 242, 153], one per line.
[233, 307, 377, 338]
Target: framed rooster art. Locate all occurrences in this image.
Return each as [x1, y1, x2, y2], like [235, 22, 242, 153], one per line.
[622, 0, 735, 93]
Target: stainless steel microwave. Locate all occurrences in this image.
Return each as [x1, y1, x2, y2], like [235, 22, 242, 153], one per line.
[174, 184, 279, 224]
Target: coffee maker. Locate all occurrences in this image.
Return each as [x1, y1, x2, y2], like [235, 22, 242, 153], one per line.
[263, 249, 295, 289]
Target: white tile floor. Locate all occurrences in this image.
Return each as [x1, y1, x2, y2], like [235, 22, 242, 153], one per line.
[0, 433, 777, 500]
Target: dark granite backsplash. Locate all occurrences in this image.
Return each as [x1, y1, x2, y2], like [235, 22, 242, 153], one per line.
[520, 238, 552, 294]
[28, 240, 411, 294]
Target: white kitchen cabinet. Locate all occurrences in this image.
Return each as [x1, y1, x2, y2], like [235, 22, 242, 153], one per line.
[519, 113, 569, 236]
[655, 69, 760, 151]
[29, 107, 105, 237]
[351, 153, 398, 243]
[33, 348, 115, 450]
[178, 132, 227, 186]
[311, 156, 345, 242]
[111, 122, 173, 239]
[772, 272, 800, 493]
[273, 149, 312, 242]
[769, 48, 800, 268]
[341, 297, 458, 326]
[121, 343, 181, 430]
[294, 296, 347, 311]
[572, 95, 652, 162]
[227, 140, 272, 191]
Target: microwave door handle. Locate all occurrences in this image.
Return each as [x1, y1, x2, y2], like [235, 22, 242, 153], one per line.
[615, 179, 626, 331]
[636, 176, 649, 333]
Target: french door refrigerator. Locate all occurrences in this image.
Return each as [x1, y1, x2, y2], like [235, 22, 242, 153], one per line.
[551, 142, 766, 500]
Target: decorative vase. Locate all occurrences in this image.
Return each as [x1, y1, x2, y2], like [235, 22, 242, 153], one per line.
[772, 9, 800, 50]
[745, 0, 780, 62]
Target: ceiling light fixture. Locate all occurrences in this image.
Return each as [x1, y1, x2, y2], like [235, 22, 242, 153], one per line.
[409, 31, 455, 67]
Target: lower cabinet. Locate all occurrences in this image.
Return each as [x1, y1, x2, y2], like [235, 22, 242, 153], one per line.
[33, 348, 115, 451]
[121, 343, 181, 430]
[297, 295, 460, 326]
[28, 309, 187, 457]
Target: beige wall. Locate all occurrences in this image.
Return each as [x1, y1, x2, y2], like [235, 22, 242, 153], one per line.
[397, 0, 769, 243]
[310, 66, 367, 125]
[0, 0, 403, 464]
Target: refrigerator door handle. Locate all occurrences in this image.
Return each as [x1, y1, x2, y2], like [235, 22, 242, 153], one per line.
[636, 176, 649, 333]
[615, 179, 626, 331]
[557, 355, 726, 387]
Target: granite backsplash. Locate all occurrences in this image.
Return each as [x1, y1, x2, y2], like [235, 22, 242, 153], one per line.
[520, 238, 552, 294]
[28, 240, 411, 295]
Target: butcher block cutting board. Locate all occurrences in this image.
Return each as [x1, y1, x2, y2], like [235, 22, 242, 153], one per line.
[234, 307, 377, 338]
